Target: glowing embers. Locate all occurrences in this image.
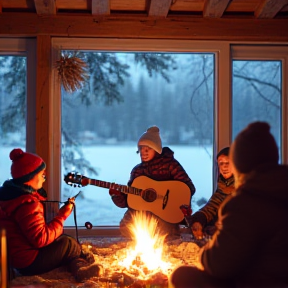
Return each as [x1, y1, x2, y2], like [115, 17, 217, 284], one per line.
[118, 211, 171, 280]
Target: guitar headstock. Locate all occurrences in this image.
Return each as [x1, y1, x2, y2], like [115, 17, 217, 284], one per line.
[64, 172, 89, 187]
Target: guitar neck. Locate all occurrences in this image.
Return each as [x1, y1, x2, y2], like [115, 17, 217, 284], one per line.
[87, 178, 142, 196]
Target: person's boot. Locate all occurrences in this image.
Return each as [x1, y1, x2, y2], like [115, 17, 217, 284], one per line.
[81, 246, 95, 264]
[69, 257, 103, 282]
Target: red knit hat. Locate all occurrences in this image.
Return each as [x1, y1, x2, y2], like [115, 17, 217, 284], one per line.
[10, 148, 46, 182]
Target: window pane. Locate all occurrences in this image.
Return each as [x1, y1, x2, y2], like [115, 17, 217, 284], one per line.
[0, 56, 26, 184]
[61, 52, 214, 226]
[232, 60, 281, 157]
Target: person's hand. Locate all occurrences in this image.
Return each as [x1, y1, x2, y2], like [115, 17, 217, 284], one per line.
[109, 188, 121, 196]
[191, 222, 204, 239]
[57, 202, 74, 220]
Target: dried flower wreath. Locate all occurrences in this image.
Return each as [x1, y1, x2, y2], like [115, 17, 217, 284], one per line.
[56, 52, 89, 93]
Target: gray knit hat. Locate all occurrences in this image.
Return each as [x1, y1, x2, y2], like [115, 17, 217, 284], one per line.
[231, 122, 279, 173]
[138, 126, 162, 154]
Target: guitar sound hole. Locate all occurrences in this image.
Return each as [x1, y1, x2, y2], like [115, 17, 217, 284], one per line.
[141, 189, 157, 202]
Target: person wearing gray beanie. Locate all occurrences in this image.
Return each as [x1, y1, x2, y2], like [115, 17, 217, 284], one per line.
[169, 121, 288, 288]
[110, 125, 196, 239]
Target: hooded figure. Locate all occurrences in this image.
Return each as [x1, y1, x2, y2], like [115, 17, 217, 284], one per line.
[169, 122, 288, 288]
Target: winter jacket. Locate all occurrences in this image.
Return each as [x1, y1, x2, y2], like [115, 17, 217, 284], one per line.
[111, 146, 196, 208]
[187, 174, 235, 228]
[199, 164, 288, 287]
[0, 180, 67, 269]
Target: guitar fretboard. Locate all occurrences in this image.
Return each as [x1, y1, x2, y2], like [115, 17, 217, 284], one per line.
[88, 178, 142, 196]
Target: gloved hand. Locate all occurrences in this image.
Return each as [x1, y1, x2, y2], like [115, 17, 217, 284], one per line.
[109, 188, 121, 196]
[57, 201, 74, 221]
[191, 222, 204, 240]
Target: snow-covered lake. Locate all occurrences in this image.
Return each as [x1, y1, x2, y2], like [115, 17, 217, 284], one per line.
[0, 145, 213, 226]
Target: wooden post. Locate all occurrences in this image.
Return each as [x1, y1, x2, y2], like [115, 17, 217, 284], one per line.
[0, 229, 7, 288]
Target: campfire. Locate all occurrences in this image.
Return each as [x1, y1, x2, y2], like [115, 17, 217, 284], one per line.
[11, 212, 203, 288]
[118, 211, 172, 280]
[86, 211, 199, 287]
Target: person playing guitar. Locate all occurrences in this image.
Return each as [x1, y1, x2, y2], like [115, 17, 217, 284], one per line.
[109, 125, 196, 239]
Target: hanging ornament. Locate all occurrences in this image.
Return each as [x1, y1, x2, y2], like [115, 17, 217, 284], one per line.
[85, 221, 93, 229]
[56, 51, 89, 93]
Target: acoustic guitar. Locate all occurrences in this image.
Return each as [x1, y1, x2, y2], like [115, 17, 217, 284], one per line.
[64, 172, 191, 224]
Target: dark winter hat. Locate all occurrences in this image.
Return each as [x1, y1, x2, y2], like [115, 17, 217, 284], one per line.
[217, 147, 230, 159]
[231, 122, 279, 173]
[138, 126, 162, 154]
[10, 148, 46, 183]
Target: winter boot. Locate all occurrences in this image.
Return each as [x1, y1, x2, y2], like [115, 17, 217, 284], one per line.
[69, 257, 103, 282]
[81, 246, 95, 264]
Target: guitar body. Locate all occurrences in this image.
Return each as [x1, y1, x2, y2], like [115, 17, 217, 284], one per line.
[127, 176, 191, 224]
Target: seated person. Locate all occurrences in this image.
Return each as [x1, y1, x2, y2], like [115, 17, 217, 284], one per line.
[110, 126, 196, 238]
[186, 147, 235, 239]
[169, 122, 288, 288]
[0, 148, 102, 282]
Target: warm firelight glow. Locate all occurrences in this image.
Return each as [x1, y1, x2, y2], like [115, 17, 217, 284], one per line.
[118, 211, 171, 279]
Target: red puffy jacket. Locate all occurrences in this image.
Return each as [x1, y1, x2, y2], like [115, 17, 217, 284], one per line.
[0, 180, 68, 269]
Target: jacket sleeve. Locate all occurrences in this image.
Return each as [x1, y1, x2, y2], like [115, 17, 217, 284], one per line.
[196, 189, 228, 226]
[200, 192, 260, 278]
[169, 159, 196, 196]
[14, 200, 64, 248]
[111, 193, 128, 208]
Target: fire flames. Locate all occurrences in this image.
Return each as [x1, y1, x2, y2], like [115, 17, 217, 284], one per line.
[118, 211, 172, 280]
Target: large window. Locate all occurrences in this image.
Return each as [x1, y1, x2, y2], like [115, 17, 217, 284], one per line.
[1, 39, 287, 235]
[232, 46, 288, 161]
[60, 51, 215, 226]
[0, 39, 36, 185]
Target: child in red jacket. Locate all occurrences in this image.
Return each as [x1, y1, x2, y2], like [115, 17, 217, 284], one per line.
[0, 148, 102, 282]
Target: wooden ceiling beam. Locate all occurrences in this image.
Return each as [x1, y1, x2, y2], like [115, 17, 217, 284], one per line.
[34, 0, 56, 15]
[1, 14, 288, 41]
[148, 0, 172, 17]
[255, 0, 288, 18]
[203, 0, 231, 18]
[92, 0, 110, 15]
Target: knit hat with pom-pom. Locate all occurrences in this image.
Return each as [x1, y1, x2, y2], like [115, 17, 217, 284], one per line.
[230, 122, 279, 173]
[10, 148, 46, 183]
[138, 126, 162, 154]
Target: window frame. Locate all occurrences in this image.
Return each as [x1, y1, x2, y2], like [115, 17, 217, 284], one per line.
[51, 39, 288, 236]
[1, 38, 287, 236]
[231, 45, 288, 164]
[0, 38, 36, 152]
[50, 38, 232, 235]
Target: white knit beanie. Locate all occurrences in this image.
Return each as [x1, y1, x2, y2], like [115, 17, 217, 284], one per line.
[138, 126, 162, 154]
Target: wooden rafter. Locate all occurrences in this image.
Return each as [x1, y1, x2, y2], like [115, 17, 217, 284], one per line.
[203, 0, 231, 18]
[1, 14, 288, 42]
[92, 0, 110, 15]
[255, 0, 288, 18]
[148, 0, 172, 17]
[34, 0, 56, 15]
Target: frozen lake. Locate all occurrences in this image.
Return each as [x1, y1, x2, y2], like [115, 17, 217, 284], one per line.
[0, 145, 213, 226]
